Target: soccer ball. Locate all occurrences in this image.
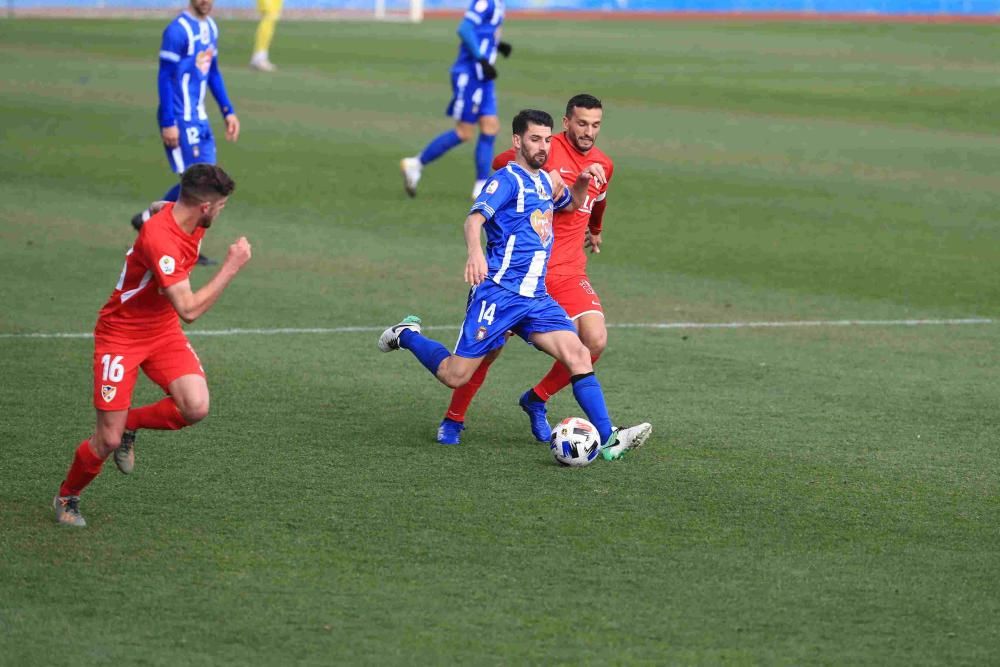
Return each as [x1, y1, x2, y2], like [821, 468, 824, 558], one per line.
[550, 417, 601, 467]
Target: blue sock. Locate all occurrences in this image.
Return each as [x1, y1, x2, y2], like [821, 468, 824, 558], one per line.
[162, 183, 181, 202]
[399, 329, 451, 377]
[419, 129, 463, 165]
[571, 373, 613, 445]
[474, 133, 496, 180]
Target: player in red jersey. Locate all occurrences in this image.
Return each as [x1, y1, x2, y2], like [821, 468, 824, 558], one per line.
[436, 93, 615, 445]
[53, 164, 252, 527]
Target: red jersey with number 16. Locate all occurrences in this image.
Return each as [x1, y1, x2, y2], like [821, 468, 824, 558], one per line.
[96, 203, 205, 336]
[492, 132, 613, 278]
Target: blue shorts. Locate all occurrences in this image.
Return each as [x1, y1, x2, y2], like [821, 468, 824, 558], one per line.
[446, 69, 497, 124]
[163, 122, 217, 174]
[454, 281, 576, 359]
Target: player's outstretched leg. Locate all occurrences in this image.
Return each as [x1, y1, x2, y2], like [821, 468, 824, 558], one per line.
[600, 423, 653, 461]
[114, 430, 137, 474]
[54, 436, 109, 528]
[378, 315, 422, 352]
[53, 494, 86, 527]
[568, 370, 653, 461]
[518, 389, 551, 443]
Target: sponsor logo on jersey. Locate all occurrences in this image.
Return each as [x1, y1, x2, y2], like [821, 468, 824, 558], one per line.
[159, 255, 176, 275]
[559, 167, 573, 174]
[529, 209, 553, 245]
[485, 180, 499, 195]
[196, 46, 214, 75]
[101, 385, 117, 403]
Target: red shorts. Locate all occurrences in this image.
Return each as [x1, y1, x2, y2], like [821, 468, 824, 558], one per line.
[92, 326, 205, 411]
[545, 273, 604, 320]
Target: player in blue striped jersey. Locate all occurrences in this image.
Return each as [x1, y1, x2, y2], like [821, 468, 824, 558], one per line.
[381, 109, 652, 460]
[131, 0, 240, 266]
[399, 0, 511, 200]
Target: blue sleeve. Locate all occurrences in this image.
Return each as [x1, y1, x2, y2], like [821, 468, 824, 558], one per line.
[157, 59, 178, 128]
[456, 19, 481, 59]
[553, 183, 573, 211]
[157, 24, 186, 128]
[208, 56, 235, 117]
[160, 22, 186, 60]
[470, 173, 515, 221]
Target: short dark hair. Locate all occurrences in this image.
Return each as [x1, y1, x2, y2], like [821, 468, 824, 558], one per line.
[179, 164, 235, 204]
[512, 109, 554, 136]
[565, 94, 603, 118]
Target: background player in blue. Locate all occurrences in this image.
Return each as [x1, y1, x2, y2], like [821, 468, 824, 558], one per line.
[381, 109, 652, 460]
[399, 0, 511, 200]
[130, 0, 240, 266]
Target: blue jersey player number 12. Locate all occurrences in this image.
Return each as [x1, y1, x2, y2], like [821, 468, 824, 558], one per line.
[131, 0, 240, 267]
[157, 0, 239, 176]
[380, 109, 653, 460]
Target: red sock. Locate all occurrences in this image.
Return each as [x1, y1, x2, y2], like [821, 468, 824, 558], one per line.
[534, 353, 601, 401]
[444, 356, 495, 422]
[59, 439, 106, 497]
[125, 397, 188, 431]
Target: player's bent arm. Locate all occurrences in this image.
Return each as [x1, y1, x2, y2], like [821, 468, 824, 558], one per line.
[164, 237, 252, 323]
[564, 164, 607, 213]
[463, 212, 488, 285]
[562, 173, 590, 213]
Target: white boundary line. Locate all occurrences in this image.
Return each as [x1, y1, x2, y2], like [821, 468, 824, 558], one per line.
[0, 318, 992, 340]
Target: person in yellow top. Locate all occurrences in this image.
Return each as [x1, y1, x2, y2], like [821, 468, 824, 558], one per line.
[250, 0, 281, 72]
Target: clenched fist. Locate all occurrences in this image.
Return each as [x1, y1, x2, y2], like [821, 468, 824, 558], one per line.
[225, 236, 252, 270]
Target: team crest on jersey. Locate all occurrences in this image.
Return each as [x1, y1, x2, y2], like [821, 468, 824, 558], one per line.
[159, 255, 176, 275]
[196, 46, 214, 75]
[101, 385, 117, 403]
[485, 180, 499, 195]
[475, 326, 488, 341]
[529, 209, 553, 244]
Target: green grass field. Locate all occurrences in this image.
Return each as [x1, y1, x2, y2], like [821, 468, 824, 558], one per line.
[1, 16, 998, 665]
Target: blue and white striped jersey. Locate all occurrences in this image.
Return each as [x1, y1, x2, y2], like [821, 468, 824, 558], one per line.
[157, 11, 234, 128]
[452, 0, 505, 75]
[470, 162, 574, 299]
